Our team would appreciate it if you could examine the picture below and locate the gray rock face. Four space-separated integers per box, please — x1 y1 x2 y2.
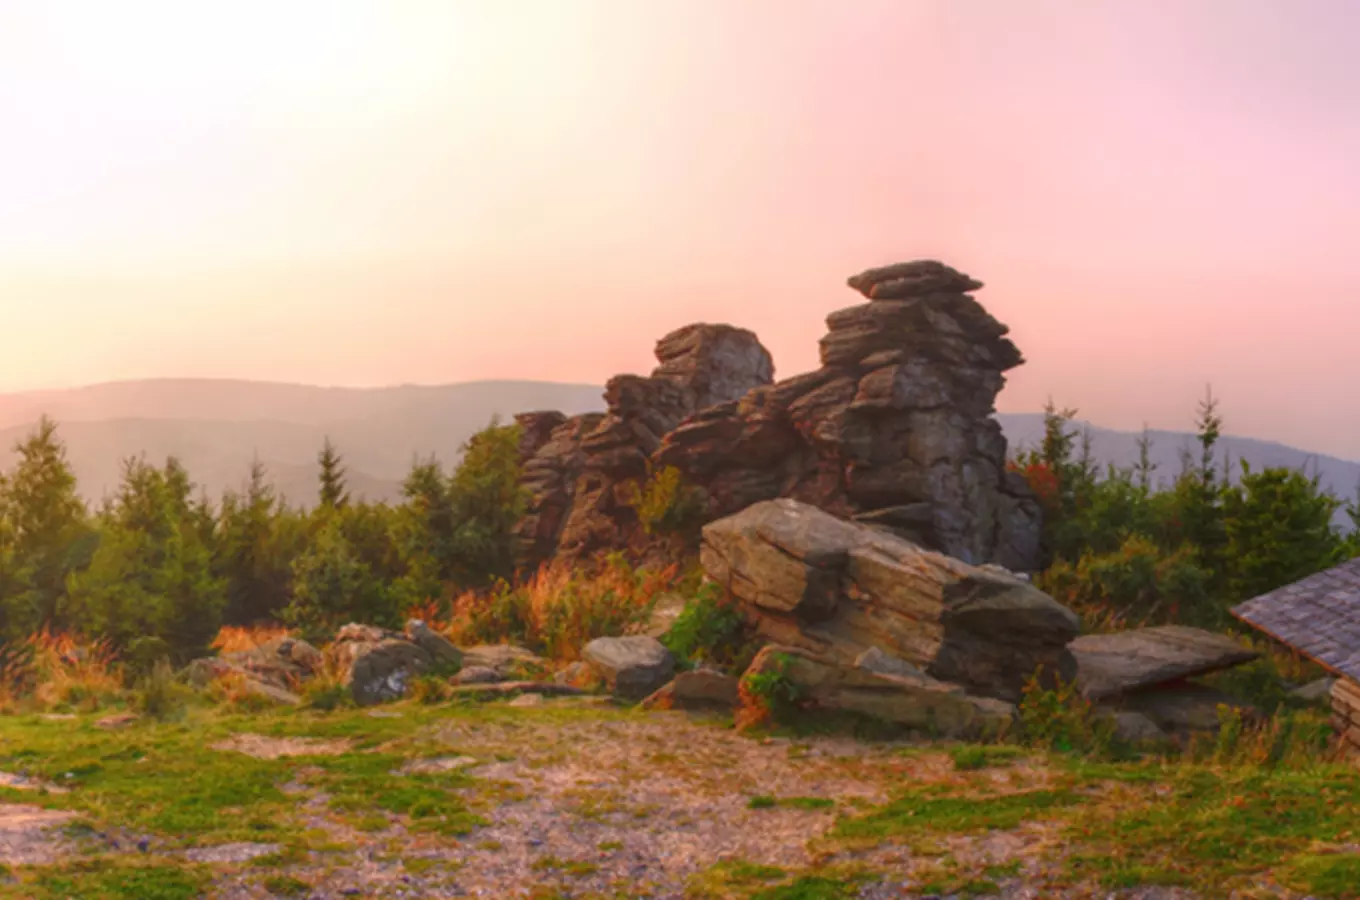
1070 625 1259 700
405 619 464 670
701 498 1078 703
583 636 676 701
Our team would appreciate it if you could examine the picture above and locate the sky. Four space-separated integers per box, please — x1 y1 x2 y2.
2 1 1360 456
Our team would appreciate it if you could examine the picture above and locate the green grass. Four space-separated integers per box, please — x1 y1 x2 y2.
0 693 1356 898
949 743 1027 770
748 794 835 811
2 859 212 899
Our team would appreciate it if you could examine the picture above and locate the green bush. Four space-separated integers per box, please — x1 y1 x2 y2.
660 581 756 672
627 465 707 538
1017 669 1114 757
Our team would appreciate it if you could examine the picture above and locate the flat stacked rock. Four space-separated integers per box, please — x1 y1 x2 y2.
1070 625 1259 700
1071 625 1262 743
701 498 1079 703
512 412 606 570
656 259 1042 570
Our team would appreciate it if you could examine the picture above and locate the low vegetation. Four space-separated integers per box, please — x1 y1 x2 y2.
0 389 1357 895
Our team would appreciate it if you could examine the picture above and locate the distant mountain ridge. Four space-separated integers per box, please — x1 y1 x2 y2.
0 379 1355 518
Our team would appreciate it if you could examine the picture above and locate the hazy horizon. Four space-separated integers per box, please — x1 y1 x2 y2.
4 2 1359 456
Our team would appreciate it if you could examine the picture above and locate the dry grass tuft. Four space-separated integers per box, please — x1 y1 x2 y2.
210 624 291 655
446 555 684 661
0 629 123 713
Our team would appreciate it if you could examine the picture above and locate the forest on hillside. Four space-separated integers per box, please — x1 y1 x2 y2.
0 389 1353 672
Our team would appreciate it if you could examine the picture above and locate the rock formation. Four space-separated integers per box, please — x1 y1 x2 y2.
701 498 1079 704
513 260 1043 573
514 325 772 568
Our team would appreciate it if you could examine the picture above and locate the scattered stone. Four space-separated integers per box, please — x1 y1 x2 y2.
1071 626 1260 700
701 498 1079 703
1290 676 1336 703
212 734 351 760
367 710 403 719
406 619 464 670
95 713 138 730
452 666 502 686
640 668 740 711
583 636 676 701
508 693 544 708
741 644 1015 738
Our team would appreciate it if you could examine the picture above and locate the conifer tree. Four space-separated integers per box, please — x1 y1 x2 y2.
215 458 300 624
66 458 225 658
0 417 91 638
318 438 349 510
1134 425 1156 493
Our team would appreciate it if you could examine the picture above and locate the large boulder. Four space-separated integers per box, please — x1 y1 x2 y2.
742 644 1015 738
341 639 434 706
583 636 676 701
1070 626 1259 700
330 624 436 706
702 498 1079 703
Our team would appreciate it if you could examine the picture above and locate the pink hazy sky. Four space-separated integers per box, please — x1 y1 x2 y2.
3 1 1359 456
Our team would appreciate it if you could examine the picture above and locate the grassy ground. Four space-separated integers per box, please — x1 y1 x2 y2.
0 693 1357 899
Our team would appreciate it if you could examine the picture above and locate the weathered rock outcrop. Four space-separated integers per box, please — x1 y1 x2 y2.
701 498 1079 703
513 260 1043 573
660 260 1040 569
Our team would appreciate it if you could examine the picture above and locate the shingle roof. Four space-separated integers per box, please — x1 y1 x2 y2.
1231 556 1360 683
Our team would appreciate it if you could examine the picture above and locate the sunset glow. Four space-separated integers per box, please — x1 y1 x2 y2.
3 0 1360 456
